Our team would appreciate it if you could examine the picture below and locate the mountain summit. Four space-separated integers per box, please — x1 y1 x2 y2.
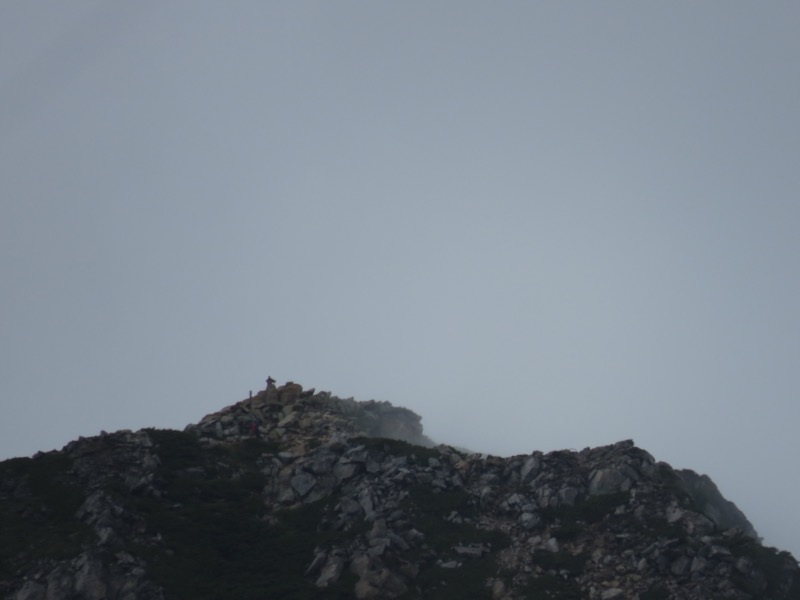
2 382 798 599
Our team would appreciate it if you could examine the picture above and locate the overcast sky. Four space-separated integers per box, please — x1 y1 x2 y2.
2 2 799 558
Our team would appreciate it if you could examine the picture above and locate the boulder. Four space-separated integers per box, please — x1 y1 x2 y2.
588 468 632 495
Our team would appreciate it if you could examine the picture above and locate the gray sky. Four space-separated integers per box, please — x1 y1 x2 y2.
2 2 799 558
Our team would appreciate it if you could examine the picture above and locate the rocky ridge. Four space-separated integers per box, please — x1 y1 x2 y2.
1 382 798 600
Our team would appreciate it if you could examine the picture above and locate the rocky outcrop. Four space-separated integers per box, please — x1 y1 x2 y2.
676 469 758 539
7 551 163 600
1 382 797 600
0 432 164 600
185 382 434 450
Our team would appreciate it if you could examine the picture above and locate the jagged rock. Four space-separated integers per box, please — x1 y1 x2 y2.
304 550 327 577
333 461 361 481
691 555 707 573
290 471 317 497
491 578 507 599
666 503 684 523
315 555 345 587
677 469 758 537
671 554 692 576
519 454 541 483
73 555 107 600
454 545 484 558
519 511 541 530
354 578 379 599
1 382 797 600
588 467 633 495
11 582 45 600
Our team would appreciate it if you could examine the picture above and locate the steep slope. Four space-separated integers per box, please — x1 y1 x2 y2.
1 382 797 600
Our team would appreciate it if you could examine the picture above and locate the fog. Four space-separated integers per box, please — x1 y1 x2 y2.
2 2 798 558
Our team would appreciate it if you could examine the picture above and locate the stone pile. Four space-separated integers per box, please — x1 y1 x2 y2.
185 381 434 451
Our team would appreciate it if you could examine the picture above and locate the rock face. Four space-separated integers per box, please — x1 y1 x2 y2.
1 382 798 600
675 469 759 539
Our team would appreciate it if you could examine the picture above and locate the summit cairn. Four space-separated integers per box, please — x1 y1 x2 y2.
185 380 435 452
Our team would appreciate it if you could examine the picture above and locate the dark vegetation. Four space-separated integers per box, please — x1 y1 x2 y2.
519 573 582 599
350 436 442 463
0 452 91 578
531 550 587 575
399 485 509 599
135 431 513 600
654 463 692 498
519 550 586 599
540 490 631 540
134 497 355 600
727 535 800 598
127 429 351 600
640 582 670 600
